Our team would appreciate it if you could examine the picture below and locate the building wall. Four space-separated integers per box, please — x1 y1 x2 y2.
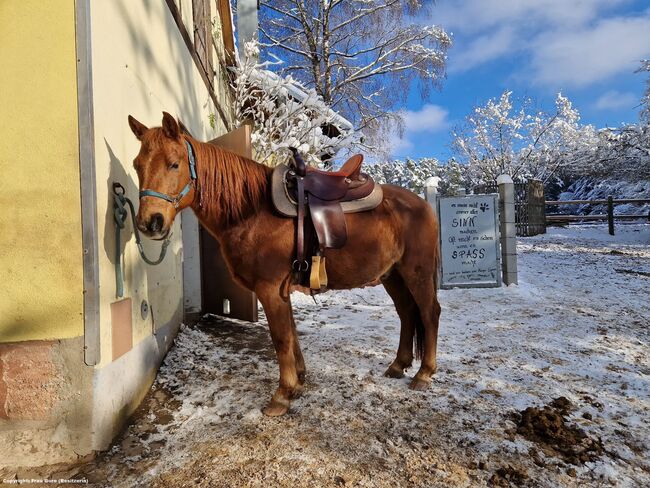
0 0 83 343
87 0 235 449
89 0 233 368
0 1 91 468
1 0 237 467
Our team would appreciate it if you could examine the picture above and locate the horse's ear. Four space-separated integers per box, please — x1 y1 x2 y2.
162 111 180 140
128 115 148 141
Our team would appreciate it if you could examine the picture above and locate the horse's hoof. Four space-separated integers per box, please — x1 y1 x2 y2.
408 378 431 391
297 371 306 385
384 365 405 379
262 399 289 417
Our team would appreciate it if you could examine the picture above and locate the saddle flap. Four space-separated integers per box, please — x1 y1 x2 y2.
309 196 347 249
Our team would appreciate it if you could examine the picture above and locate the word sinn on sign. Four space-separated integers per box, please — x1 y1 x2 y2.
438 194 501 288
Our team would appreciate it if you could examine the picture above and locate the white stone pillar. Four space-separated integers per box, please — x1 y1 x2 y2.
424 176 440 208
497 174 518 285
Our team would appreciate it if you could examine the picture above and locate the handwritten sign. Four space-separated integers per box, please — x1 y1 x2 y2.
437 194 501 288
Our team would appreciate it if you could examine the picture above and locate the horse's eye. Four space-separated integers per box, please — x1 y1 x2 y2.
170 162 180 170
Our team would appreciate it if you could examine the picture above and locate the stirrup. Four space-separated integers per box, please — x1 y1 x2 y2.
309 255 328 291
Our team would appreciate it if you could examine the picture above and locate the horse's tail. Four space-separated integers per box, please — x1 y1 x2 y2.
414 217 441 361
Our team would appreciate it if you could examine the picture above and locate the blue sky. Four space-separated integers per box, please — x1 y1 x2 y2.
392 0 650 161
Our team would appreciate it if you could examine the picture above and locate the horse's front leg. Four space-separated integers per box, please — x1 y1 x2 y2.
257 283 302 416
289 305 306 385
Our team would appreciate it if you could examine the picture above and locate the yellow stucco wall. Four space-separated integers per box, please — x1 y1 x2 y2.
0 0 83 342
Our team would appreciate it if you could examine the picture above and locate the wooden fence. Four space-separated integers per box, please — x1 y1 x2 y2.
475 180 650 237
545 197 650 235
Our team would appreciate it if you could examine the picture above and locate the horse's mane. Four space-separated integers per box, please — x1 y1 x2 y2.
191 138 270 225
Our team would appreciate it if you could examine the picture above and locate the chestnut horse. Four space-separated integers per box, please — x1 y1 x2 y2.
128 112 441 416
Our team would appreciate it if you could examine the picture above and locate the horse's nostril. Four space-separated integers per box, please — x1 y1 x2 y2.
148 213 164 233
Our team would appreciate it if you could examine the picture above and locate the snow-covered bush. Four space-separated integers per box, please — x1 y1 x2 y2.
232 42 355 166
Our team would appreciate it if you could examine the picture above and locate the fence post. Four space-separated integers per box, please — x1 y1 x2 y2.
424 176 440 209
607 196 615 236
497 174 518 285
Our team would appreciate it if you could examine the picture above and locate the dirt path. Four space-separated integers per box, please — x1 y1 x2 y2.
8 225 649 487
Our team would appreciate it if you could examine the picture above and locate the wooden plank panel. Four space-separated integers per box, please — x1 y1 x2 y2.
110 299 133 361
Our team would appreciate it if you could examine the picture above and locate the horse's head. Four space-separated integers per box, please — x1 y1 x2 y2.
128 112 196 239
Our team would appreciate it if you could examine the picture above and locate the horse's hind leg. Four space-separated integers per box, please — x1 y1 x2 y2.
256 283 302 416
398 262 441 391
381 269 418 378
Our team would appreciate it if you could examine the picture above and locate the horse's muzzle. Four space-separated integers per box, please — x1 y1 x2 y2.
148 213 164 233
137 213 167 239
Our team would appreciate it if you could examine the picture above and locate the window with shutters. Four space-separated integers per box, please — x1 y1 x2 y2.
166 0 233 128
193 0 214 91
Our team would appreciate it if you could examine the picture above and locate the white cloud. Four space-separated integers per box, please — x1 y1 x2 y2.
389 133 414 155
449 27 516 73
389 104 449 158
434 0 628 34
402 104 449 133
594 90 638 110
431 0 650 87
530 14 650 87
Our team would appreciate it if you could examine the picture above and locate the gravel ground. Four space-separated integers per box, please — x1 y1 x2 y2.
5 224 649 487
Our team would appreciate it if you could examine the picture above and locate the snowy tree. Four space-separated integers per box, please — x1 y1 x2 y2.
366 157 439 194
232 42 355 166
437 158 467 195
452 91 596 186
452 91 525 185
565 62 650 180
637 59 650 123
365 157 468 196
522 94 599 182
560 62 650 181
259 0 451 151
581 125 650 180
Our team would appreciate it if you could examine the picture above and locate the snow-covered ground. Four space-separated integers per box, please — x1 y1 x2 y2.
31 224 650 487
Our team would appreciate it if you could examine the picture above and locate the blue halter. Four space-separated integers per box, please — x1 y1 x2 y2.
139 139 198 208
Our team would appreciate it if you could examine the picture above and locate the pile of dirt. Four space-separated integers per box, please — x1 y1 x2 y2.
514 397 604 465
489 465 529 487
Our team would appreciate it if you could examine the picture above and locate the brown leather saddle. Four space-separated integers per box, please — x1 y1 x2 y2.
271 149 383 291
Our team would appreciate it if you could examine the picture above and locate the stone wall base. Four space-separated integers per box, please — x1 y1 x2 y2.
0 320 180 469
0 337 92 468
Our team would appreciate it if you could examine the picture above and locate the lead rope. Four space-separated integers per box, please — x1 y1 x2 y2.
112 182 172 298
